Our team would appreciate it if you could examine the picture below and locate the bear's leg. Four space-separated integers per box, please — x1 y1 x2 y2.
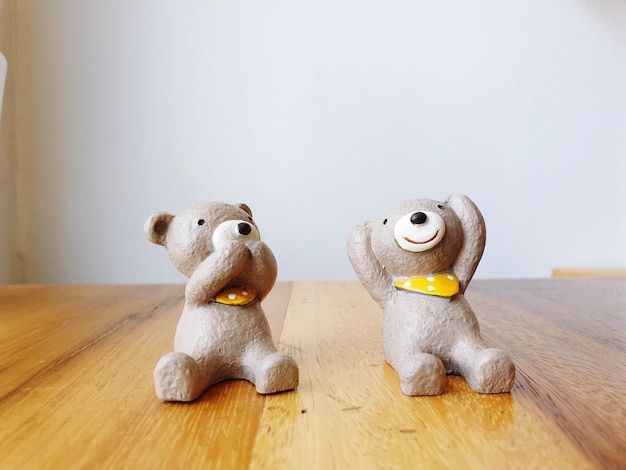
393 353 446 396
458 347 515 394
247 351 299 394
154 351 209 402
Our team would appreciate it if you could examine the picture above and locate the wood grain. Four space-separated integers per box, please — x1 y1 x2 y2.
0 283 292 469
0 280 623 469
250 281 624 469
467 279 626 468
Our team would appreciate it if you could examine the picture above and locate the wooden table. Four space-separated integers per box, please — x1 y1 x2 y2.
0 280 624 469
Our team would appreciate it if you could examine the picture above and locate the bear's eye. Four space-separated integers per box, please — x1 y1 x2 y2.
383 218 388 225
437 204 445 210
197 219 205 226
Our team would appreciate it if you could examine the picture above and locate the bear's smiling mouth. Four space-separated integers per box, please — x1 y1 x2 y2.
403 231 439 245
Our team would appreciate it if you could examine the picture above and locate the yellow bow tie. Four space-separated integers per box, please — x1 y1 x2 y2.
394 273 459 298
214 287 256 305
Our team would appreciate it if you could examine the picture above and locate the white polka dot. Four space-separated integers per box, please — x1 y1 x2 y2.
427 277 435 282
228 293 237 300
447 275 454 280
242 291 248 296
427 285 436 291
404 281 412 287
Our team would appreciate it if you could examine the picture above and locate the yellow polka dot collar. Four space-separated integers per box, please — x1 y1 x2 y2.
214 287 256 305
394 273 459 298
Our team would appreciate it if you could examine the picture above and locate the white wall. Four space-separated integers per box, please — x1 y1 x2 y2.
5 0 626 284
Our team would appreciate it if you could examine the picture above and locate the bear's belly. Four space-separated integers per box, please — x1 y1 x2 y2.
382 293 484 361
173 302 275 363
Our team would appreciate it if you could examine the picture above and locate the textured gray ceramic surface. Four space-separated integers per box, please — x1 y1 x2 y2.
145 202 298 402
347 195 515 396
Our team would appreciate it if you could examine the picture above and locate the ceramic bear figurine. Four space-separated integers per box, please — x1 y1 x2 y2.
347 195 515 396
145 202 298 401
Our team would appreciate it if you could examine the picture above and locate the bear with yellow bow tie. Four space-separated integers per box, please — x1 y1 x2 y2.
145 202 298 401
347 195 515 396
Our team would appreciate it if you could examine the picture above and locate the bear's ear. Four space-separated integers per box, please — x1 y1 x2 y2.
144 212 174 246
238 203 253 217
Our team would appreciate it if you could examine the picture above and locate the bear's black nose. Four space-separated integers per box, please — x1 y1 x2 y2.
238 222 252 235
410 212 427 225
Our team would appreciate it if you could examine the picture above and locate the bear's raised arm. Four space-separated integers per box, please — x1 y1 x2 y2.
347 223 394 307
185 241 251 306
245 241 278 302
445 195 486 294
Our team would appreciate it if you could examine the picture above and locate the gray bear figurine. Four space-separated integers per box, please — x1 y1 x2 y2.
347 195 515 396
145 202 298 401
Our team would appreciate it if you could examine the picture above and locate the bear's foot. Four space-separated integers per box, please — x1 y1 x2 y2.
154 352 204 402
397 353 446 396
255 352 299 394
466 348 515 394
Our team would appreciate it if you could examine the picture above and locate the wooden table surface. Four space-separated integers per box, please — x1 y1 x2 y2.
0 279 624 469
